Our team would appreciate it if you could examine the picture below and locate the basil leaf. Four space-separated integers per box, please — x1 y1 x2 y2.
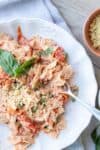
0 49 19 76
0 49 36 77
14 57 36 77
39 47 53 56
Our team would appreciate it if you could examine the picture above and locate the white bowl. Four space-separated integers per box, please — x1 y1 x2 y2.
0 18 97 150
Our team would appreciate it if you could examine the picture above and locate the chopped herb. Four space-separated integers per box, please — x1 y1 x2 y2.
31 106 38 113
39 47 53 56
34 87 39 91
39 95 46 107
33 81 45 91
17 101 24 109
44 125 48 129
38 81 45 88
43 103 46 107
33 87 38 91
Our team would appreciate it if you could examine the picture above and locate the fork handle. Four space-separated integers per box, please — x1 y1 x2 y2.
69 92 100 121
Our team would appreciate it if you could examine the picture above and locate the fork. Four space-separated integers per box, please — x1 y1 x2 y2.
61 83 100 121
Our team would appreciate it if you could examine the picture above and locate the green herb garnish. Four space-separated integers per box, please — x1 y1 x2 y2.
14 57 36 77
31 106 38 113
91 125 100 150
17 101 24 109
0 49 36 77
33 81 45 91
0 49 19 76
40 95 46 107
44 125 48 129
39 47 53 56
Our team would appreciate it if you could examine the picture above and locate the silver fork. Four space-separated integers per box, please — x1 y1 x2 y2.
61 83 100 121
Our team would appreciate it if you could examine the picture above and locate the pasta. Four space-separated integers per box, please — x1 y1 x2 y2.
0 27 76 150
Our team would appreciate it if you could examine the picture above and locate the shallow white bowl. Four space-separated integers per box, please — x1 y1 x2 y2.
0 18 97 150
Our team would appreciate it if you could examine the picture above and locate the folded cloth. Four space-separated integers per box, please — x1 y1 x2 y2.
0 0 20 7
0 0 87 150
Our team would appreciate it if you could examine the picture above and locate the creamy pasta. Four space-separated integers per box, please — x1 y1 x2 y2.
0 27 76 150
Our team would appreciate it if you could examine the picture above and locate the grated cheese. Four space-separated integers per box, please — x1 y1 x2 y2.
90 15 100 50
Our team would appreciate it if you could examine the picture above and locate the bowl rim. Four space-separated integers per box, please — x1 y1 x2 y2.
83 8 100 57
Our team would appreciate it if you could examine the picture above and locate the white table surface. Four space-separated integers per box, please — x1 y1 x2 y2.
52 0 100 150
